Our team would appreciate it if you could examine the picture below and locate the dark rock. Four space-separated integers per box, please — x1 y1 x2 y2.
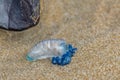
0 0 40 31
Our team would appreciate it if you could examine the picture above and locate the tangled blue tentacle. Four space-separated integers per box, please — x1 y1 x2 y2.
52 44 77 66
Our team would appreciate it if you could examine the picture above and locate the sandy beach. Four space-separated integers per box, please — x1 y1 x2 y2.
0 0 120 80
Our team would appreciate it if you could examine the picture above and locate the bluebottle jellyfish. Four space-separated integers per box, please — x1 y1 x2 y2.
26 39 77 66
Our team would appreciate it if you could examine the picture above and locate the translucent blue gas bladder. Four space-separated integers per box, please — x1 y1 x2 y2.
26 39 77 66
